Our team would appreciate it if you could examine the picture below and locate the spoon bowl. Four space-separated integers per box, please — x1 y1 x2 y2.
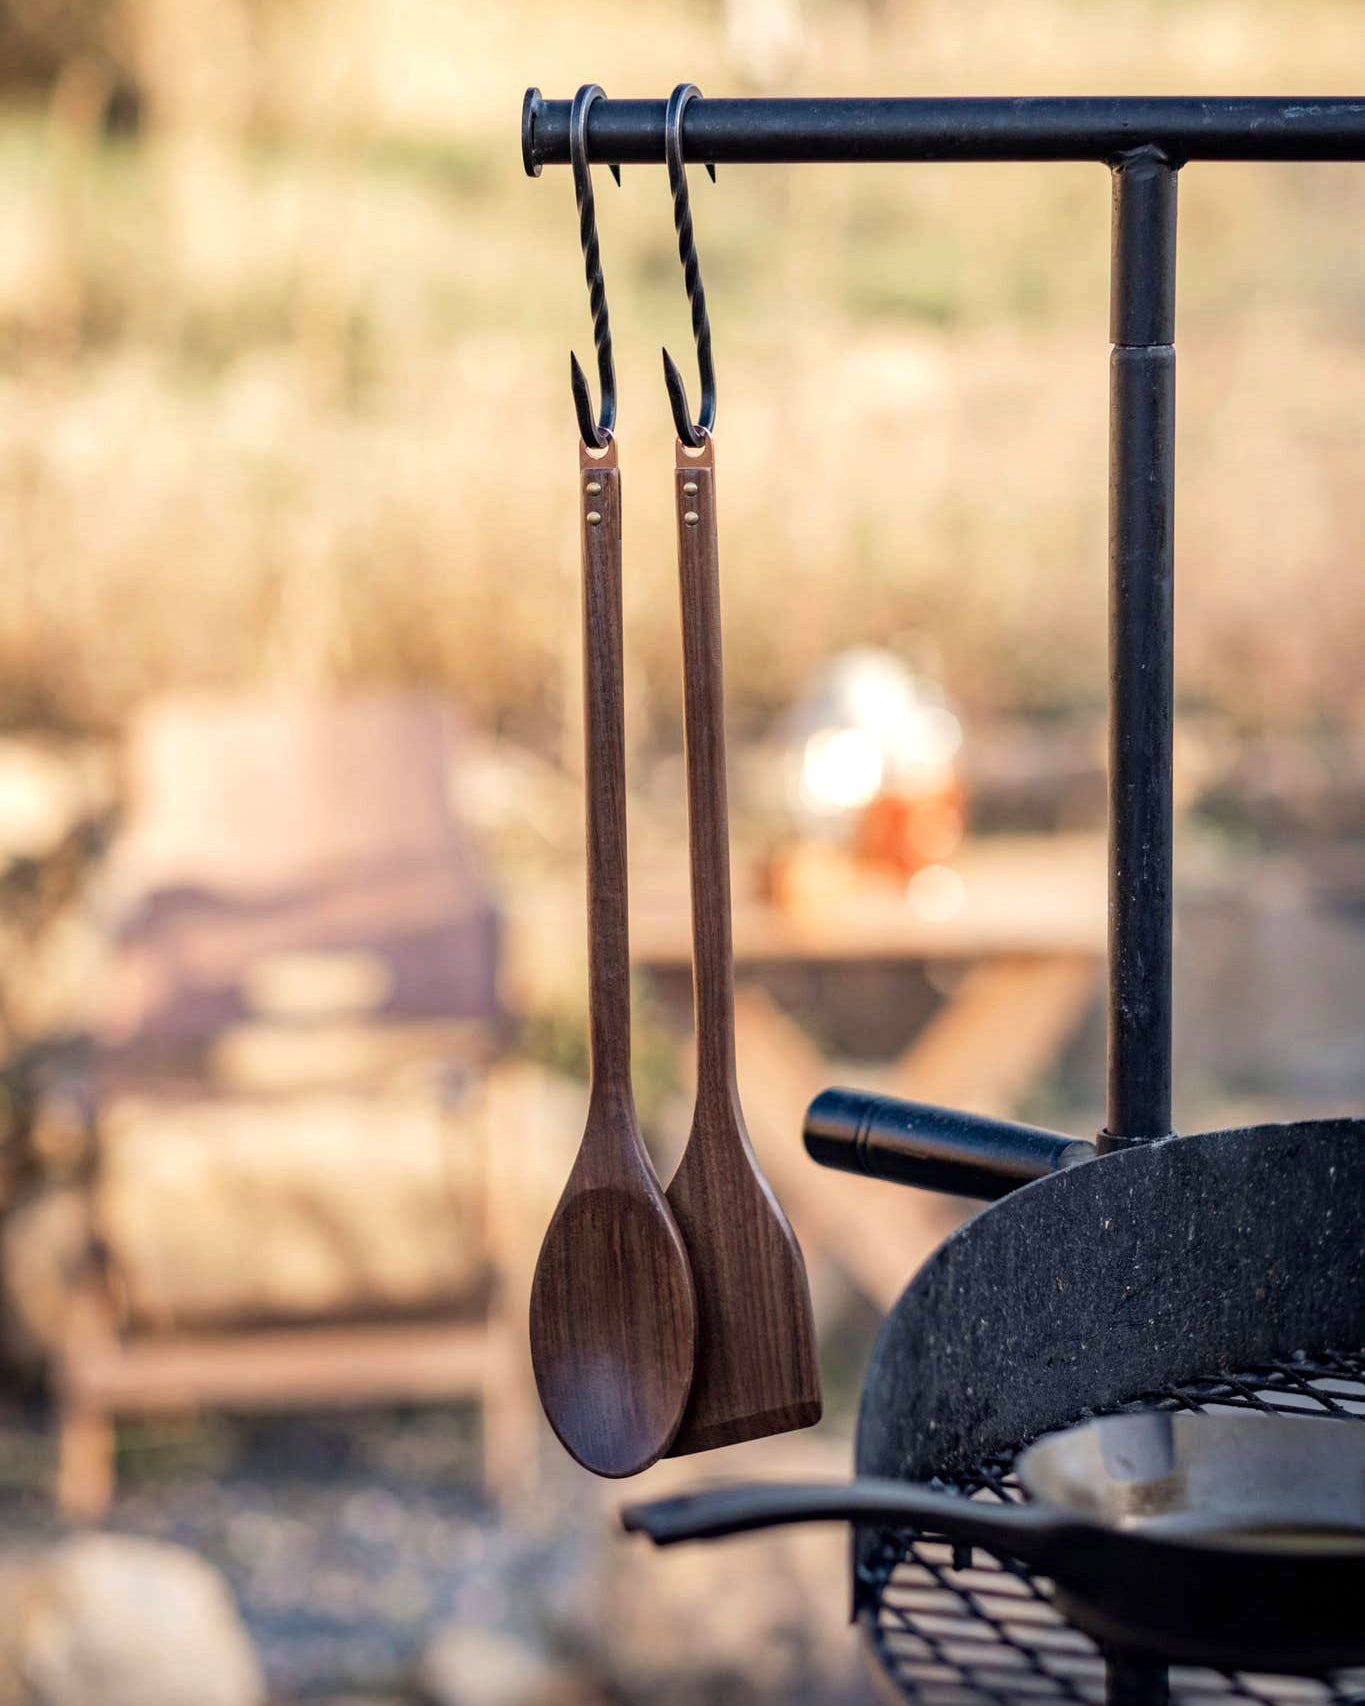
532 1166 696 1476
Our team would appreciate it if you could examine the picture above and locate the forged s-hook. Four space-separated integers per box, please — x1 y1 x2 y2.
662 83 717 450
568 84 621 451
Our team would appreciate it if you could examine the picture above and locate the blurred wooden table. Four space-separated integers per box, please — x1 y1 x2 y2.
509 834 1107 1311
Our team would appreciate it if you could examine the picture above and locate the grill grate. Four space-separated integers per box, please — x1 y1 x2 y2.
862 1349 1365 1706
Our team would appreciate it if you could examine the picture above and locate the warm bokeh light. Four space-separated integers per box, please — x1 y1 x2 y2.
800 725 885 815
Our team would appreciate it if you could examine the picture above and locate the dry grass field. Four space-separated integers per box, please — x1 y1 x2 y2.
0 0 1360 753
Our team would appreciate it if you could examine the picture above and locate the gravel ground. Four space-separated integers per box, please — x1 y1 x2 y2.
0 1400 579 1702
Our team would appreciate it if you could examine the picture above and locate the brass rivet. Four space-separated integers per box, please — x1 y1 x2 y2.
584 481 602 495
586 511 602 526
684 511 700 526
682 481 698 495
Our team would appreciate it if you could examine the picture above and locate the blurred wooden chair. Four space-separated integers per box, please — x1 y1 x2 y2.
96 692 501 1073
30 693 541 1517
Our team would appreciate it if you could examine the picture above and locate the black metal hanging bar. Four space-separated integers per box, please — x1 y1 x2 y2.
525 92 1365 172
1104 147 1177 1153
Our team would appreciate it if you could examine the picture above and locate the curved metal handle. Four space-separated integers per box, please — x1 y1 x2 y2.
622 1477 1071 1570
804 1089 1095 1201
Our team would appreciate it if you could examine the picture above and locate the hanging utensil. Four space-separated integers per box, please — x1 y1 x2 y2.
529 86 696 1479
626 1409 1365 1672
660 85 821 1455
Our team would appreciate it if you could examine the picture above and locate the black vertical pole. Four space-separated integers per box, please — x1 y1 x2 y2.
1103 146 1177 1155
1102 145 1177 1706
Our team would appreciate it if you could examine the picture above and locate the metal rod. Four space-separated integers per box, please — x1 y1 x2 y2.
1104 160 1178 1706
1098 173 1173 1706
1103 149 1177 1151
525 92 1365 173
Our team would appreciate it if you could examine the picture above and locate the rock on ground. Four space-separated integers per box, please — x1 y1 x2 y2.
414 1622 591 1706
0 1533 264 1706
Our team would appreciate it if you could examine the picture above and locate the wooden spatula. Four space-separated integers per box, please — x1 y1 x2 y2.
530 438 697 1477
665 433 822 1455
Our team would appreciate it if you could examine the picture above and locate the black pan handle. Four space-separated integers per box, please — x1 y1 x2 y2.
622 1477 1073 1571
803 1089 1095 1201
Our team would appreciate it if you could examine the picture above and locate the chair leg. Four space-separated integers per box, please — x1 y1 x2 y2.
480 1326 538 1506
56 1404 114 1521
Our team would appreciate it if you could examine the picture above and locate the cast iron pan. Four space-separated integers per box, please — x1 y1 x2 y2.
624 1410 1365 1672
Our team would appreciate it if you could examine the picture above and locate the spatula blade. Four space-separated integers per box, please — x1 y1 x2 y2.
665 1113 821 1456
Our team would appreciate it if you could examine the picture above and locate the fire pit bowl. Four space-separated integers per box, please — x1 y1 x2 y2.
850 1116 1365 1703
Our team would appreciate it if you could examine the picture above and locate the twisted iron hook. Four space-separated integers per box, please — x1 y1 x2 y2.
661 83 717 449
568 84 621 451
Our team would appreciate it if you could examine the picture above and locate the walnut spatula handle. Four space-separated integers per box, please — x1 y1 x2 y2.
674 435 739 1117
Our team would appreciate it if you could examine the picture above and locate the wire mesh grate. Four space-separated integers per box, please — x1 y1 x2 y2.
862 1348 1365 1706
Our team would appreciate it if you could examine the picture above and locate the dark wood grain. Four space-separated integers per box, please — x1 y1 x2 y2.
530 438 697 1478
665 434 822 1456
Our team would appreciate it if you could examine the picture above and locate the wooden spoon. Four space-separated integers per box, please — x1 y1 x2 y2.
529 438 697 1477
665 433 822 1455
